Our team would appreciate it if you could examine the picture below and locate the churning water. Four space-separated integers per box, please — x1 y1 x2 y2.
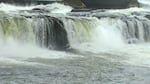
0 1 150 84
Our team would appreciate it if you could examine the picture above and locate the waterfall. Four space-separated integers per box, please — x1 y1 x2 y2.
62 17 98 48
0 3 150 84
120 16 150 43
62 12 150 49
0 14 69 50
0 13 35 43
1 11 150 50
32 16 69 50
0 3 150 51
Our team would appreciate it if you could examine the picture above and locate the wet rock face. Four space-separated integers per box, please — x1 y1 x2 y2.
129 0 139 7
64 0 85 8
81 0 139 9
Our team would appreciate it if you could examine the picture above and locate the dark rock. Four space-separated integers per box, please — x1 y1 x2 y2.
145 15 150 20
129 0 139 7
32 8 49 13
81 0 139 9
64 0 85 8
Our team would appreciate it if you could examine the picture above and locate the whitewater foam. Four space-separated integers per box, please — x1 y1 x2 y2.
0 3 72 15
0 37 82 65
138 0 150 8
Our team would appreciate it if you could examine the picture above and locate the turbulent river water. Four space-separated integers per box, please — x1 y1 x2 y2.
0 1 150 84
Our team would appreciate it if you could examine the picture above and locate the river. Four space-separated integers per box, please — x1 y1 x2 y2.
0 1 150 84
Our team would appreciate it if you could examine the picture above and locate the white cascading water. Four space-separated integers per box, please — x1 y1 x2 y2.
62 17 125 51
63 14 150 49
0 3 72 14
91 18 125 49
138 0 150 8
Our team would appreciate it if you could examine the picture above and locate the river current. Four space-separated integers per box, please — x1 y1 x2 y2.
0 1 150 84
